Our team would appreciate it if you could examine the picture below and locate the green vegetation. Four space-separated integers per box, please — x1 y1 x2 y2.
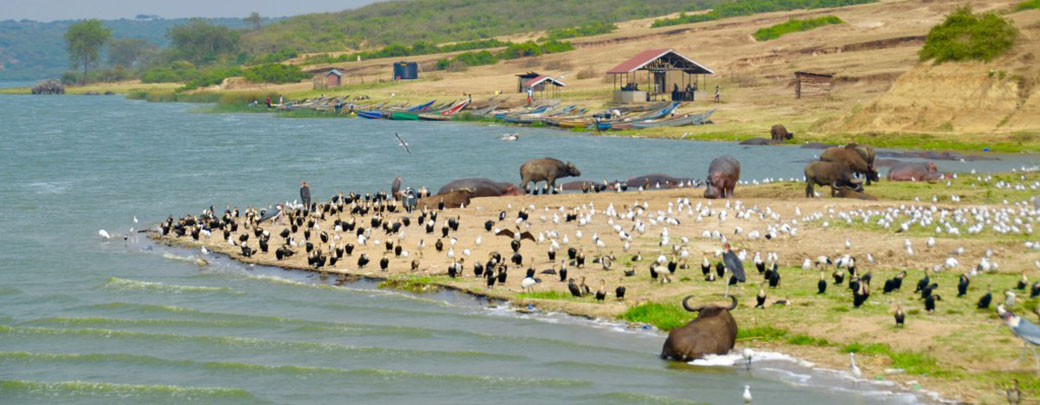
541 21 618 41
919 6 1018 64
620 302 693 330
301 39 511 66
64 20 112 84
652 0 874 28
242 63 308 84
377 276 445 293
844 342 955 377
753 16 843 41
166 19 244 65
242 0 699 54
736 326 790 341
1014 0 1040 11
517 291 577 300
433 40 575 71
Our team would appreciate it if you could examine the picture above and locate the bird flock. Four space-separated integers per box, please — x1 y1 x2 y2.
139 170 1040 381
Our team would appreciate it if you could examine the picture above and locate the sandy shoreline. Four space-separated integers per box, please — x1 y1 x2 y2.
152 177 1040 403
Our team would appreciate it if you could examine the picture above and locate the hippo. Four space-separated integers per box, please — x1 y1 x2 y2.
704 156 740 199
770 124 794 142
437 178 525 197
887 162 945 182
520 158 581 194
739 137 779 146
804 161 864 197
835 187 878 200
561 180 614 193
820 147 880 184
626 174 695 190
416 189 473 210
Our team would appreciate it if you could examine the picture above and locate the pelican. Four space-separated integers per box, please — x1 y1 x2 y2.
98 229 112 241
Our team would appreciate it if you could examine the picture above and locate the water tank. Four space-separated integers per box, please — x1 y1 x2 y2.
393 62 418 80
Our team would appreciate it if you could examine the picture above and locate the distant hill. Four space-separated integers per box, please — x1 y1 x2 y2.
0 17 275 81
240 0 715 54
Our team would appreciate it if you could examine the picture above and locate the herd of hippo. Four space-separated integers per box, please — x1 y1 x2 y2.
411 139 950 206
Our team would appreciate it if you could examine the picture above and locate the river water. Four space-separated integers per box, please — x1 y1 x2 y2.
2 95 1029 404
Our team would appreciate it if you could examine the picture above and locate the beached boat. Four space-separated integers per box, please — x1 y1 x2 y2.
629 109 715 129
389 111 420 120
419 99 471 120
357 110 384 119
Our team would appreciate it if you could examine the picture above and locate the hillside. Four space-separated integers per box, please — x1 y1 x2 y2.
0 17 274 81
822 7 1040 136
239 0 708 53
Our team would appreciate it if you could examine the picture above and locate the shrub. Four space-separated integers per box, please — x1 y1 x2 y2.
919 6 1018 63
140 67 182 83
542 21 617 41
243 63 309 83
250 48 299 64
753 16 844 41
576 66 598 79
182 66 244 90
1014 0 1040 11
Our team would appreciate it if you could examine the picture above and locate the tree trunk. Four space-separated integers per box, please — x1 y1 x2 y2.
82 56 88 85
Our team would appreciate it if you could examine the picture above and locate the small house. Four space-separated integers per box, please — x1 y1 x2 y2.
794 71 833 99
516 72 541 93
325 69 343 88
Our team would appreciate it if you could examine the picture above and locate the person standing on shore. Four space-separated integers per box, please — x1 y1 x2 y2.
300 181 311 210
714 85 720 104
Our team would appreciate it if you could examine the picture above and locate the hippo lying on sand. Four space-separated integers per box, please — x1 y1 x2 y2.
438 178 524 197
626 174 696 189
704 156 740 199
887 162 946 181
416 189 473 210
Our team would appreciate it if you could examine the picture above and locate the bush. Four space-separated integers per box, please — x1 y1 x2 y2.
1015 0 1040 11
182 66 244 90
243 63 309 83
919 6 1018 63
576 66 598 79
753 16 844 41
542 21 617 41
250 48 299 64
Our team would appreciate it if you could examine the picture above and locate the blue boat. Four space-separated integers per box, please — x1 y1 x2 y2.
357 110 384 119
407 100 436 112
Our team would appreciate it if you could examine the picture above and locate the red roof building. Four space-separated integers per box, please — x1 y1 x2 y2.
607 49 713 103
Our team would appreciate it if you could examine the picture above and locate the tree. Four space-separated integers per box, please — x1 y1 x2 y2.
64 19 112 84
167 19 240 65
108 38 153 68
244 12 262 29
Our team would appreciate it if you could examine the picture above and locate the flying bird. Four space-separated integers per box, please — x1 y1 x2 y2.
394 132 411 153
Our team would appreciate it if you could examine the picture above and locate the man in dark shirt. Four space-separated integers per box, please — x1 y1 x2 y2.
300 181 311 210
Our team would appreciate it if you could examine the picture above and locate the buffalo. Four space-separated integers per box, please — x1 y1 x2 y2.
820 147 879 184
804 161 864 197
770 124 794 142
661 295 739 361
519 158 581 194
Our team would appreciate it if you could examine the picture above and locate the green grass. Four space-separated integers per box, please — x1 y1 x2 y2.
517 290 576 300
919 5 1018 64
786 334 832 346
1014 0 1040 11
753 16 844 41
377 275 446 293
652 0 873 27
736 325 790 342
620 302 694 330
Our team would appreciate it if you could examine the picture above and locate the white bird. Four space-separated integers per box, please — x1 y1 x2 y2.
98 229 112 241
394 132 411 153
132 216 138 224
743 385 753 404
742 348 753 370
520 275 538 292
845 239 852 250
849 352 862 378
926 237 935 249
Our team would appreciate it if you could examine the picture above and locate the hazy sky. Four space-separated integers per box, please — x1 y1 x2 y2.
0 0 383 22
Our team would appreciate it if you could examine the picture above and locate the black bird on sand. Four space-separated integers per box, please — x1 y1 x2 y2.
977 286 992 309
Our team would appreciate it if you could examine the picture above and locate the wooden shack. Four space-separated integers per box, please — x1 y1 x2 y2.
325 69 343 88
794 71 833 99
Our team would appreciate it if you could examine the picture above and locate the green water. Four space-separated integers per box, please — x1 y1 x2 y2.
0 95 994 403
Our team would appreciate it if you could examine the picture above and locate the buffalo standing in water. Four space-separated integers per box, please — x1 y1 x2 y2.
661 295 739 361
519 158 580 194
703 156 740 199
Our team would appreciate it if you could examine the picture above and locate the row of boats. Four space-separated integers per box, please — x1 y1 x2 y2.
284 95 715 130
